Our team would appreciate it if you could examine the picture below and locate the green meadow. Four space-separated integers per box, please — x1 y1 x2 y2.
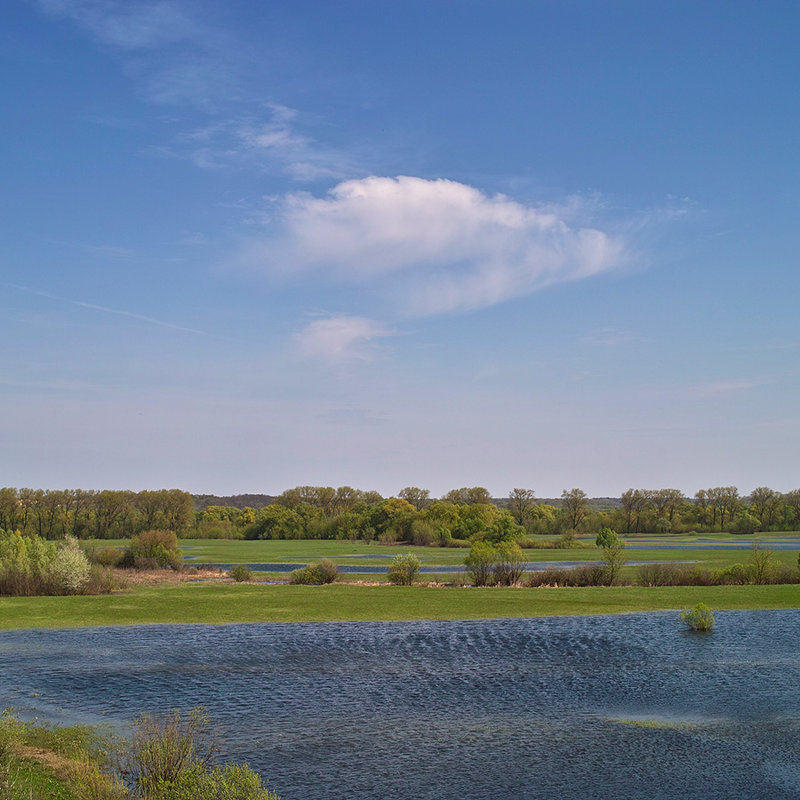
87 531 800 570
2 582 799 631
0 533 795 630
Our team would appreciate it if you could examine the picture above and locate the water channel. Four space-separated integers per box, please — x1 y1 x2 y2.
1 610 799 799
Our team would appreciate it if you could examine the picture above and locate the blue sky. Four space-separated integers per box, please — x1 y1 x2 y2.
2 0 799 498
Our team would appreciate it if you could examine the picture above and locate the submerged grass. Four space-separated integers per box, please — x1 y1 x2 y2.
1 582 799 630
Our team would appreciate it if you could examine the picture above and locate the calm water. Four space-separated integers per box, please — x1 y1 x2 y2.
2 611 800 799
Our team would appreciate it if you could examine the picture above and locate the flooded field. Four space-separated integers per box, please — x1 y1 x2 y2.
2 611 799 799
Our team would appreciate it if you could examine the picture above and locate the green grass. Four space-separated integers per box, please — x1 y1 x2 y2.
1 759 76 800
1 582 799 629
81 534 800 570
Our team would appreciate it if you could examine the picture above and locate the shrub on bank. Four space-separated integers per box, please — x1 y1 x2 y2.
464 541 496 586
2 707 280 800
89 547 124 568
637 560 800 587
228 565 255 582
119 530 183 571
387 554 420 585
526 564 607 587
0 530 107 596
289 559 339 585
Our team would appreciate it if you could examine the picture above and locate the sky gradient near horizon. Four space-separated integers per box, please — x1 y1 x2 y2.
3 0 799 498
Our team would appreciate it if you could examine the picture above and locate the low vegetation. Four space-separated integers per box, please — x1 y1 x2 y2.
227 564 254 582
0 530 113 596
117 530 183 571
464 541 525 586
386 554 420 585
0 707 279 800
680 602 715 632
289 559 339 585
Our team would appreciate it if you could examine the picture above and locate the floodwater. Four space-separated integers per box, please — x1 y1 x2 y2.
2 611 799 799
204 560 672 573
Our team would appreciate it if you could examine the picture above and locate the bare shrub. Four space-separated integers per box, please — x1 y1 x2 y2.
749 543 775 585
125 708 218 797
526 564 606 587
89 547 124 568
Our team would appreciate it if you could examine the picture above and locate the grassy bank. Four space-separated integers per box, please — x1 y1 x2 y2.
1 582 799 630
0 709 279 800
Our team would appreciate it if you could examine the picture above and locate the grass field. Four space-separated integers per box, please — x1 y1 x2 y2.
85 532 800 571
1 582 799 630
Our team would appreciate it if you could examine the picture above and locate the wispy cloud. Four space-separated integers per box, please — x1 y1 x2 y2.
687 378 769 398
583 327 642 346
4 282 213 337
183 105 353 179
295 315 395 361
253 175 628 315
36 1 352 179
37 0 212 52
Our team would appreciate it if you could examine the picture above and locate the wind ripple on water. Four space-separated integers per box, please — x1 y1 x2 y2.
2 611 800 799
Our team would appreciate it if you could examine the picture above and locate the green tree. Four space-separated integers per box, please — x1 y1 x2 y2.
464 541 497 586
493 541 525 586
246 505 303 540
600 541 626 585
595 526 618 548
482 510 523 544
453 503 498 540
650 489 685 529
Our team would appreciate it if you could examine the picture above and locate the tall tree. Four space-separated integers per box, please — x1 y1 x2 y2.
748 486 782 529
508 488 536 526
560 488 589 532
651 489 685 526
783 489 800 529
442 487 492 505
0 488 22 532
398 487 431 511
620 488 651 533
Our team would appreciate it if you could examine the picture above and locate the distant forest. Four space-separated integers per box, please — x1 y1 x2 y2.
1 484 798 543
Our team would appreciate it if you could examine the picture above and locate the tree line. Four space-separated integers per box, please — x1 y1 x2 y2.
1 484 798 542
0 488 195 540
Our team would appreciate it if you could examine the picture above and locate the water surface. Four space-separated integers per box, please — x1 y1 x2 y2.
1 611 799 799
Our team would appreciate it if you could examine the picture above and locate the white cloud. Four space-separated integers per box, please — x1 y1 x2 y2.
295 315 394 361
258 176 626 315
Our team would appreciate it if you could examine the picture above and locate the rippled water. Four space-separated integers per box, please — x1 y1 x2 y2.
2 611 800 799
